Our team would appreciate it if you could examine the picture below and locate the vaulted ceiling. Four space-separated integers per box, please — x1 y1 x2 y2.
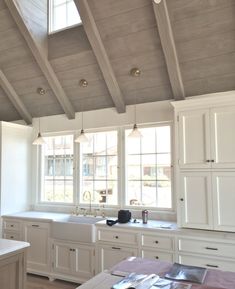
0 0 235 124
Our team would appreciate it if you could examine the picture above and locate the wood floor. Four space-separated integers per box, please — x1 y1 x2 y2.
27 274 79 289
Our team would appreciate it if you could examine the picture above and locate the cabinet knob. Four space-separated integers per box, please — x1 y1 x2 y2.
211 160 215 163
10 225 14 227
155 256 159 259
115 236 119 239
180 198 184 201
206 160 210 162
155 241 159 244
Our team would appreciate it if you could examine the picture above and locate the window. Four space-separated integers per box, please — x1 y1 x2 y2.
41 135 74 203
125 125 172 209
80 130 118 206
49 0 82 33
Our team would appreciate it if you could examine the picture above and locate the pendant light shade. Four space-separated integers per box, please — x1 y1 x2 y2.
32 118 45 145
128 123 143 138
128 68 142 139
75 129 89 143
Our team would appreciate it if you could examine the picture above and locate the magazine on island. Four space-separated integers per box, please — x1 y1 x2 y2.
164 263 207 284
111 273 191 289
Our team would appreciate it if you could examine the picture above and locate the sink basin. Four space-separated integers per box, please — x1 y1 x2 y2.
51 215 105 243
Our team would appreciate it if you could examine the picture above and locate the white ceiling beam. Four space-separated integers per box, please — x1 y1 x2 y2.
0 70 32 124
74 0 126 113
5 0 75 119
152 0 185 100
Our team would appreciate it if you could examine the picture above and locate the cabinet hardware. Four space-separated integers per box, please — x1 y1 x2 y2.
206 264 218 268
112 247 121 250
115 236 119 239
206 160 210 162
205 247 218 251
69 248 75 252
180 198 184 201
155 241 159 244
155 256 159 259
32 224 39 227
10 225 14 227
211 160 215 162
10 236 14 239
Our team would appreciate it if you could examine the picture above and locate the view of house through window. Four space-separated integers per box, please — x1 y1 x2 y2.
49 0 82 33
125 125 172 209
41 135 74 203
80 130 118 206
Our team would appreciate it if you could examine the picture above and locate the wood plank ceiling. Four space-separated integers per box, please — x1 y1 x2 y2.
0 0 235 123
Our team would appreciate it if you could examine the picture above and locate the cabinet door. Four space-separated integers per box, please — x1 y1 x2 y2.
53 242 73 275
211 106 235 168
73 244 94 280
212 172 235 232
179 172 213 229
97 245 138 273
178 110 211 168
24 222 50 273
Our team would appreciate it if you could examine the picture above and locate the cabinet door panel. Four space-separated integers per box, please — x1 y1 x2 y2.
97 245 137 273
178 110 211 168
73 245 94 279
211 106 235 168
212 172 235 231
180 172 213 229
53 242 73 275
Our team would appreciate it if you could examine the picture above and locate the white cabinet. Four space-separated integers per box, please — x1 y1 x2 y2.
180 171 235 232
2 218 22 241
178 106 235 169
97 244 137 272
179 172 213 229
52 240 94 282
24 221 50 274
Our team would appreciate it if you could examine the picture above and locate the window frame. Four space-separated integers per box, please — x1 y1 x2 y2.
36 123 174 212
122 122 174 212
48 0 82 34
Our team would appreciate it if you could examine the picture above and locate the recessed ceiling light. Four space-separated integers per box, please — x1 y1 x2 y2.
154 0 162 3
79 79 88 88
36 87 46 95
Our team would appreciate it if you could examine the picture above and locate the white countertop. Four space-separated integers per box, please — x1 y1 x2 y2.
2 211 69 222
0 238 29 257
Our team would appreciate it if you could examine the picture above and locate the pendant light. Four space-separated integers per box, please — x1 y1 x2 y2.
128 68 143 138
32 117 45 145
75 79 89 143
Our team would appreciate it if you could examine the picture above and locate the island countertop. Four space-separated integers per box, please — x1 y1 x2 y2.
0 238 29 258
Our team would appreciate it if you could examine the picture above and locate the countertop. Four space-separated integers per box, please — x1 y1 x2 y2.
2 211 69 222
0 238 29 257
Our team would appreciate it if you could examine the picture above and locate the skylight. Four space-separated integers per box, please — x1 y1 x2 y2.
49 0 82 34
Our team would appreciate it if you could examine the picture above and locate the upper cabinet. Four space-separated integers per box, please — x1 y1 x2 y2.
178 106 235 169
172 91 235 232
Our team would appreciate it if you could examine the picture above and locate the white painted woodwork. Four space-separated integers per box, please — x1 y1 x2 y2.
74 0 126 113
212 172 235 232
5 0 75 119
152 0 185 100
178 254 235 272
179 172 213 230
97 244 138 273
97 229 138 246
24 222 50 273
53 240 94 281
141 249 174 262
178 109 211 169
141 234 173 250
0 70 32 124
0 122 32 218
210 106 235 168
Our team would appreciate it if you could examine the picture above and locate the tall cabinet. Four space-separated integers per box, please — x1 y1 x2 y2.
172 91 235 232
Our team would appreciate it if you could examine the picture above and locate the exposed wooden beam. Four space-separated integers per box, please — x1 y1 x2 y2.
5 0 75 119
0 70 32 124
74 0 126 113
152 0 185 100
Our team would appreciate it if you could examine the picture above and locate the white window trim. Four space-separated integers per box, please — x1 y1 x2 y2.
35 122 174 213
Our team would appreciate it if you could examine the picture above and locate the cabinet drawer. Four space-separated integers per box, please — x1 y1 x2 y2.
142 234 173 250
3 220 21 232
3 231 21 241
97 229 138 245
178 238 235 258
141 249 174 262
179 254 235 272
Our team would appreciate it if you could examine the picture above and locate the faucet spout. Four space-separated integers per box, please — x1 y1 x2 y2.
83 191 92 215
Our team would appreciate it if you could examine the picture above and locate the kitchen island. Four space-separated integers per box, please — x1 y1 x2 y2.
0 238 29 289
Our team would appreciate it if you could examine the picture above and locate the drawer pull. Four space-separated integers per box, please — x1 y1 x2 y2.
115 236 119 239
112 247 121 250
155 241 159 244
206 264 218 268
10 236 14 239
10 225 14 227
32 225 39 227
155 256 159 259
205 247 218 251
70 248 75 252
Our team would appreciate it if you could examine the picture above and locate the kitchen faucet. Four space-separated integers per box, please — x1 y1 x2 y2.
83 191 92 215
